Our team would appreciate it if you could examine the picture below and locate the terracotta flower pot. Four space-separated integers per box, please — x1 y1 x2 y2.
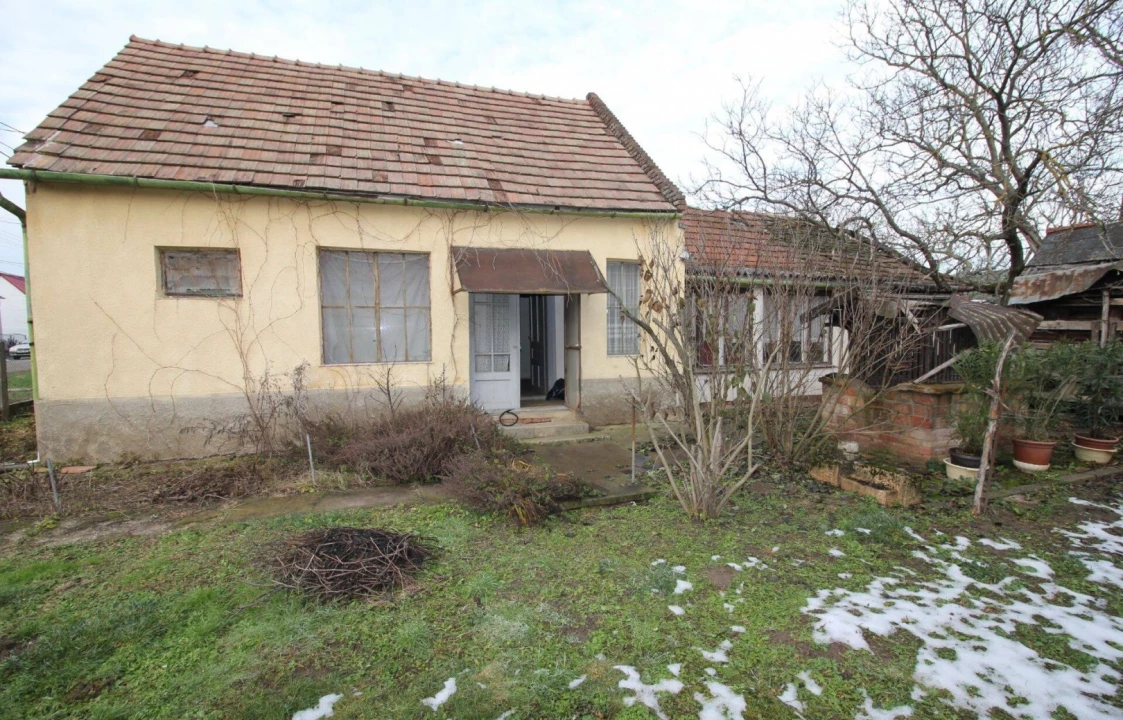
1073 433 1120 451
949 447 981 469
1011 439 1056 473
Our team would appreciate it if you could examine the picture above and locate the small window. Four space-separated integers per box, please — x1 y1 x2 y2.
319 250 431 364
160 249 242 297
607 261 641 356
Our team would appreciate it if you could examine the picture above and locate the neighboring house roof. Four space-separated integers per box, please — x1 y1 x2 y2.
1010 221 1123 305
0 273 25 294
680 208 934 286
8 37 681 213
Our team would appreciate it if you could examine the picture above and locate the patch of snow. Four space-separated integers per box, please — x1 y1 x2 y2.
712 555 722 561
826 529 845 537
838 573 853 579
1013 556 1054 579
652 558 666 565
903 526 926 543
978 537 1022 550
595 653 606 661
909 686 926 701
854 690 912 719
698 639 733 663
615 665 684 720
727 562 744 571
674 579 693 594
495 712 516 720
673 565 687 574
731 625 746 633
1059 499 1123 588
668 605 685 616
568 675 587 689
791 559 805 567
421 678 457 711
1078 557 1123 588
856 527 872 535
705 667 717 676
292 694 343 720
667 663 681 677
477 682 487 689
695 680 747 720
942 536 971 551
723 602 735 613
797 671 822 696
829 548 846 557
744 557 768 569
778 683 804 712
772 545 780 552
803 545 1123 719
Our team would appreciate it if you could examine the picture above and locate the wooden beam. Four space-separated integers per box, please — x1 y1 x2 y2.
1037 320 1097 330
1102 290 1111 347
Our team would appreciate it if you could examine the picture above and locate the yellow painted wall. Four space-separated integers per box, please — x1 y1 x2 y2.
25 183 677 404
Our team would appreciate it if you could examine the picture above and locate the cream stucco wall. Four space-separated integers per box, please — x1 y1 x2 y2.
26 182 677 459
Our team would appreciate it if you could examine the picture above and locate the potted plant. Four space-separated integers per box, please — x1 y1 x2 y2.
947 393 987 478
1005 347 1070 472
1063 341 1122 464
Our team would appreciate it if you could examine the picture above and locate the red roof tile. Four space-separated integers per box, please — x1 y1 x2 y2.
682 208 933 284
9 37 680 213
0 273 25 294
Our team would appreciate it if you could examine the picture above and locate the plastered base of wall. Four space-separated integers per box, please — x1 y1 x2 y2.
36 386 436 463
37 381 641 462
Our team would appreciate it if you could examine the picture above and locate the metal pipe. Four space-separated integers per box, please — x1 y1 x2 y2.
0 168 682 220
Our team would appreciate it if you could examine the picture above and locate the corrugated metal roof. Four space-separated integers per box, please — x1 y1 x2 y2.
947 294 1041 343
1009 261 1123 305
452 247 608 294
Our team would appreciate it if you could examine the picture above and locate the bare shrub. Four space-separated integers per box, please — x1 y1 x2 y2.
309 380 515 485
272 527 435 601
150 459 266 503
444 452 594 526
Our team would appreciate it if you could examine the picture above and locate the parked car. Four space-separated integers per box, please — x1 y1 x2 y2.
8 343 30 359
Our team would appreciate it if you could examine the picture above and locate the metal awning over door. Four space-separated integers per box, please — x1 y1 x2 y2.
452 247 609 294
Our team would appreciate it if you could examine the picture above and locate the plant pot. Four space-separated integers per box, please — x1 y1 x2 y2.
1011 439 1056 473
1073 442 1117 465
948 447 982 469
944 458 979 481
1073 433 1120 451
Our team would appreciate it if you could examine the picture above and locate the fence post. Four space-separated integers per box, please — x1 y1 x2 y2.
0 342 9 422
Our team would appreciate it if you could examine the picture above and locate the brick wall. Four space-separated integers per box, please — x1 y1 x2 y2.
821 376 963 466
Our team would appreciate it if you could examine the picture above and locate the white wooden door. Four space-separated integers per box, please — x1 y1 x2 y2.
470 293 520 412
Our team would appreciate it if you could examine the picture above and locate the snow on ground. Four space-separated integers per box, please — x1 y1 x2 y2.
826 529 845 537
796 671 822 696
778 683 804 712
977 537 1022 550
696 680 747 720
853 689 912 719
668 605 685 616
673 565 687 574
494 711 516 720
568 675 586 689
292 694 343 720
1059 498 1123 588
615 665 684 720
698 639 733 663
674 579 693 594
803 524 1123 719
828 548 845 557
420 678 457 711
744 556 768 569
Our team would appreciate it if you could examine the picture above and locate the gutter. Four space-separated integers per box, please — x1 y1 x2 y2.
0 168 682 220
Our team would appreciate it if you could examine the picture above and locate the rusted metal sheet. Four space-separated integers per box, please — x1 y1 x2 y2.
452 247 608 294
947 294 1041 344
1008 262 1122 305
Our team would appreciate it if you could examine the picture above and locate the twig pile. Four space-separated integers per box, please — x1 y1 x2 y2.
271 527 435 601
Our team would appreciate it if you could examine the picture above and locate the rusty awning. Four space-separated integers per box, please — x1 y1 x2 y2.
947 294 1041 344
1008 261 1123 305
452 247 609 294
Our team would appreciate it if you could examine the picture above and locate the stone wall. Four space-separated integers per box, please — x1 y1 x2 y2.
821 376 963 467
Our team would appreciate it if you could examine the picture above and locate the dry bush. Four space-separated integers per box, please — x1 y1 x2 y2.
150 460 266 503
444 452 594 526
271 526 435 601
307 384 516 485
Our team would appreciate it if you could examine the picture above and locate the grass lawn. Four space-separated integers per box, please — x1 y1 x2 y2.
1 475 1122 719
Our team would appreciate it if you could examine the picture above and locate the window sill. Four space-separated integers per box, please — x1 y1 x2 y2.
321 360 433 367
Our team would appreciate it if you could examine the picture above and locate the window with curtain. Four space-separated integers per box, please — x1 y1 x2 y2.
606 261 640 356
761 291 832 366
693 290 753 368
319 250 430 364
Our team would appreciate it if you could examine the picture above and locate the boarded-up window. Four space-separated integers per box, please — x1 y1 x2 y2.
160 249 242 297
607 261 640 356
319 250 430 364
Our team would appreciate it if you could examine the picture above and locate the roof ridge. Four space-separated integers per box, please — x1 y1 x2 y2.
586 92 686 210
127 36 589 105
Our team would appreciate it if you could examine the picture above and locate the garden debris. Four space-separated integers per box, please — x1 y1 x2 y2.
272 527 435 601
151 462 265 503
60 465 96 475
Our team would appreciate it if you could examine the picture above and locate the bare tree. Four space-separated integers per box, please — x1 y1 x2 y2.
621 215 935 520
702 0 1123 292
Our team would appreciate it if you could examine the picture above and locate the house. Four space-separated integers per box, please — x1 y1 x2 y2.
0 272 28 342
679 207 939 394
3 37 684 461
1009 221 1123 344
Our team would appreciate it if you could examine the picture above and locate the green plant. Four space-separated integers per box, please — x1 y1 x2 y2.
1003 345 1076 442
951 343 1004 454
1051 341 1123 440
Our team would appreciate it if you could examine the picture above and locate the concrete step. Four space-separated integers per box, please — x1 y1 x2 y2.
499 420 590 440
493 404 575 422
521 433 604 446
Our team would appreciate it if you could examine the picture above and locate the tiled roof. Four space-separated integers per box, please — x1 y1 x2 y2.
0 273 25 294
9 37 680 213
681 208 933 284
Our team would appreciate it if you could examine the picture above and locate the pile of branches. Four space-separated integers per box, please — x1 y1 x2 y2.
151 461 265 503
271 527 435 601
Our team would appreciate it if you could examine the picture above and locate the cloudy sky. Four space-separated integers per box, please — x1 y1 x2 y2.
0 0 850 274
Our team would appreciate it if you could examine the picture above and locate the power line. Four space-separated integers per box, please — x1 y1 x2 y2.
0 121 25 134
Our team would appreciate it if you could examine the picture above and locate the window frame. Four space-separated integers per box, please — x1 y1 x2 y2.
606 260 641 357
760 290 834 368
158 247 243 298
318 248 432 365
692 288 755 371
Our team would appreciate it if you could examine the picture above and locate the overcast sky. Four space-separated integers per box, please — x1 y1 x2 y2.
0 0 850 274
